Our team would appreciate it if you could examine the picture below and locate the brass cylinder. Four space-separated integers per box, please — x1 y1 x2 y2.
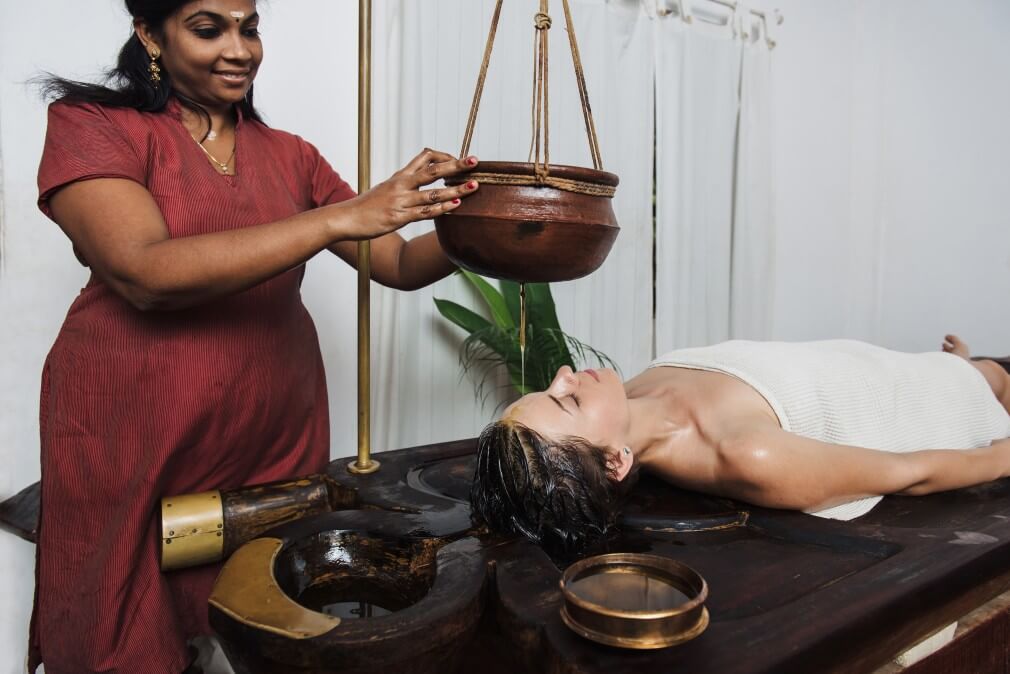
160 475 342 571
161 491 225 571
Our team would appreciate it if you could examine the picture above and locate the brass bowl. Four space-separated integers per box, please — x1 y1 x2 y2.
435 161 620 282
559 553 709 649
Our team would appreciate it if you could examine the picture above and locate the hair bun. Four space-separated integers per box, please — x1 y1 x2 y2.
124 1 185 20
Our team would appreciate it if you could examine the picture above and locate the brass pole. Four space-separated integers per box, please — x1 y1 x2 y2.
348 0 379 475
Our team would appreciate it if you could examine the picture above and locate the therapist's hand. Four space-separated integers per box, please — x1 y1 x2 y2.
343 148 479 240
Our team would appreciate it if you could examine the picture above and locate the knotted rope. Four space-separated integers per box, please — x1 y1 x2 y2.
529 2 551 179
459 0 608 197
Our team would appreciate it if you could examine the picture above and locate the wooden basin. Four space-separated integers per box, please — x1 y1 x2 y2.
435 161 620 282
209 525 486 674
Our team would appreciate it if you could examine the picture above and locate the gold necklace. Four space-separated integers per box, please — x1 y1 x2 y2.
194 137 236 174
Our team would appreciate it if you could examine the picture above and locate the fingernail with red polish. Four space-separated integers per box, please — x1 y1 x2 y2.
467 181 477 190
467 157 478 166
452 198 461 204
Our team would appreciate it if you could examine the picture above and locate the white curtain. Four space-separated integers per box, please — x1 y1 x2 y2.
653 2 776 350
730 7 776 338
0 99 5 267
371 0 655 450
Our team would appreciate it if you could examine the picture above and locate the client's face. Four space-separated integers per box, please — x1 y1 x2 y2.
505 366 629 451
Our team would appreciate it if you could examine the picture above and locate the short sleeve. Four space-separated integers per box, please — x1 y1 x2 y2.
295 137 357 208
37 102 147 219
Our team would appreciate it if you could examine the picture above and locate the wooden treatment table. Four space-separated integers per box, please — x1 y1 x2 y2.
6 437 1010 673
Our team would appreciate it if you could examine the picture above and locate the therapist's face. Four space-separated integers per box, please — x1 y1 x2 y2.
138 0 263 111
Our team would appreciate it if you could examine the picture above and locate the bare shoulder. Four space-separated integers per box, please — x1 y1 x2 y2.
711 428 784 490
644 423 795 506
702 428 844 510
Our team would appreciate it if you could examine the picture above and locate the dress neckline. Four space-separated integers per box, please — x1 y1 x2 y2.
167 98 244 184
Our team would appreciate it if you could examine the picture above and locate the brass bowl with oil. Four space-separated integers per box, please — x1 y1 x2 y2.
560 553 709 649
435 161 620 283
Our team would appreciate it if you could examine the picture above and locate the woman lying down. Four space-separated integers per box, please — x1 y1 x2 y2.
471 335 1010 552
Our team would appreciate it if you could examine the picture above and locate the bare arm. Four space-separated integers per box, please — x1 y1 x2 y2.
713 428 1010 512
51 149 475 310
328 225 456 291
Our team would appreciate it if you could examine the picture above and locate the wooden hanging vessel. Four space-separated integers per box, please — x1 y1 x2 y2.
435 0 620 283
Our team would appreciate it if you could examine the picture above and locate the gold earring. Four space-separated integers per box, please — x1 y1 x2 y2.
149 48 162 84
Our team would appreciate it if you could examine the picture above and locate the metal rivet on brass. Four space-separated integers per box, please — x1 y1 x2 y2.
165 539 172 544
217 532 223 537
192 528 198 533
166 503 172 507
169 530 175 536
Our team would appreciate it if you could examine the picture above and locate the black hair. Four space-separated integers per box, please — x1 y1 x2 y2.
471 420 636 557
37 0 263 130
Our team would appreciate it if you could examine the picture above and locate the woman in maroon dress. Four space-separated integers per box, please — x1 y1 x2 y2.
30 1 477 672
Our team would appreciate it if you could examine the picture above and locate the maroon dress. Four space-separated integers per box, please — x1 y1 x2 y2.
30 100 356 674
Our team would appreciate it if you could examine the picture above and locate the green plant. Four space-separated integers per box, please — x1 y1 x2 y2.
434 270 617 402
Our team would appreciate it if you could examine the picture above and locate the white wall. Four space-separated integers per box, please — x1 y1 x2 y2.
769 0 1010 353
0 2 358 671
1 4 131 672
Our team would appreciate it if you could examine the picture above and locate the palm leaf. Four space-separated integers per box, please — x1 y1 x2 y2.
459 327 524 402
434 278 616 402
433 298 493 336
563 333 621 375
525 283 563 332
500 279 522 325
460 270 514 329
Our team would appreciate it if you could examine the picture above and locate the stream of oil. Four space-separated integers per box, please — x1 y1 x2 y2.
519 282 527 392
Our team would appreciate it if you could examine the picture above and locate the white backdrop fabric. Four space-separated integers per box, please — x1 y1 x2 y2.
654 3 776 350
370 0 656 451
731 13 776 339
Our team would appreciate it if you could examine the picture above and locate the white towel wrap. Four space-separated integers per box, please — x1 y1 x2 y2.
651 340 1010 520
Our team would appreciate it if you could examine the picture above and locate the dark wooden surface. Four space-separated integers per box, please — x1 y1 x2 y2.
0 481 39 542
221 475 344 557
205 439 1010 674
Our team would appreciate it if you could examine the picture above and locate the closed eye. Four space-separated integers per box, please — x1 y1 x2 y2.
548 394 573 416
